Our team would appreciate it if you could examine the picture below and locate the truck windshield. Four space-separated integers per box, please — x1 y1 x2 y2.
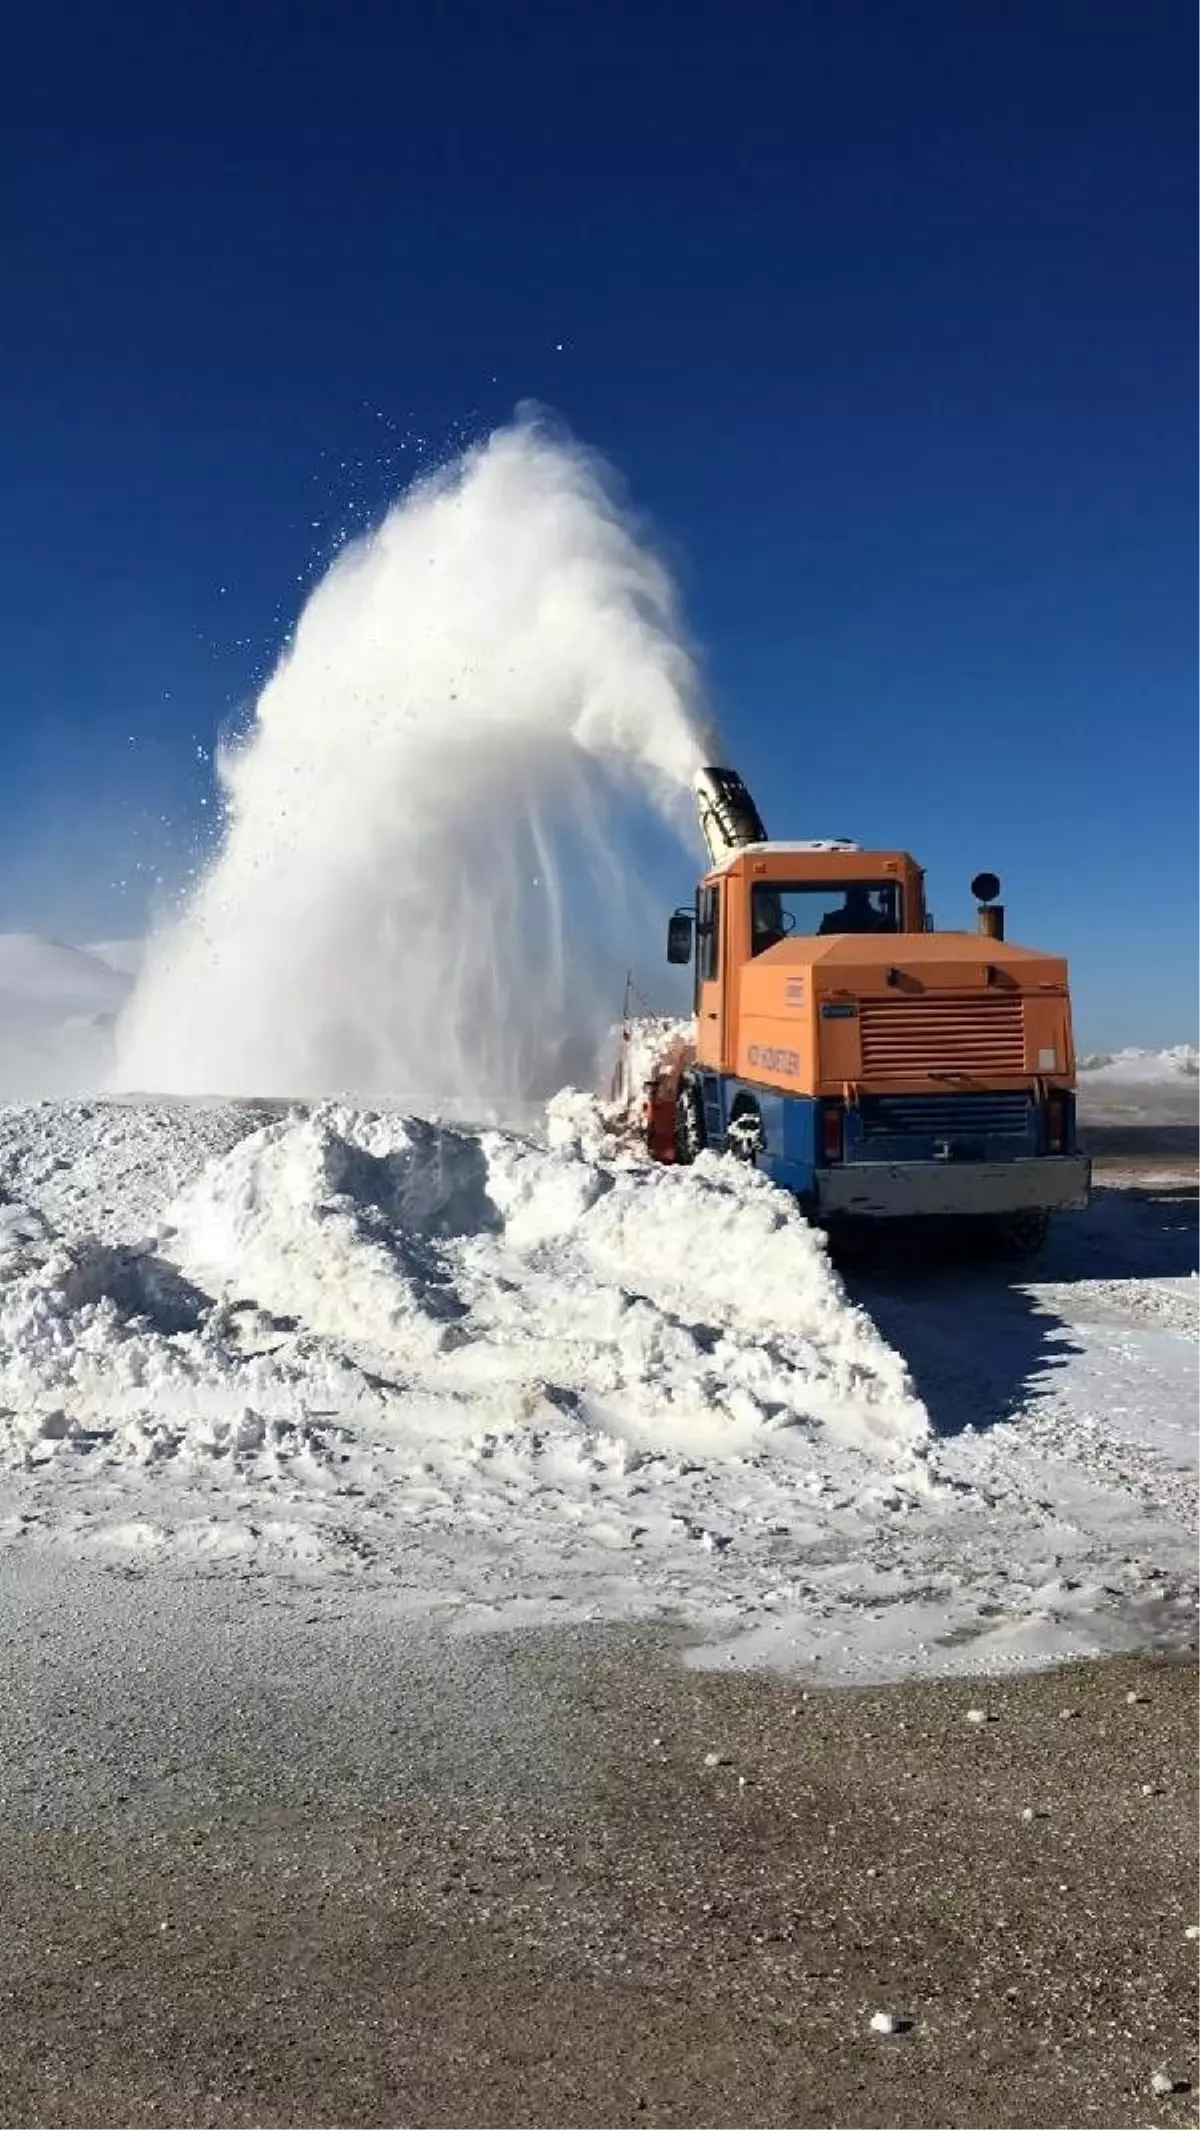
750 881 901 953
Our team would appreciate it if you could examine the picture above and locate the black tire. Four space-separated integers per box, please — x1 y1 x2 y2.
674 1075 706 1165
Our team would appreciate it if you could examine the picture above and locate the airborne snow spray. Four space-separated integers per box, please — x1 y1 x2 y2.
115 413 713 1110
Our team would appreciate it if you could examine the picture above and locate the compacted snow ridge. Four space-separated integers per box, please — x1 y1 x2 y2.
1078 1046 1198 1083
0 1087 1193 1682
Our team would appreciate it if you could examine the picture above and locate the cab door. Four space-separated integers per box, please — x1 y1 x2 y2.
694 881 725 1071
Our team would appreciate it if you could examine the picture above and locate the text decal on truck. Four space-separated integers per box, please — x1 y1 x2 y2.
748 1044 800 1077
820 1002 859 1018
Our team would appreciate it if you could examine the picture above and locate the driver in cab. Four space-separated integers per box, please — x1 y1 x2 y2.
750 883 894 955
817 884 891 935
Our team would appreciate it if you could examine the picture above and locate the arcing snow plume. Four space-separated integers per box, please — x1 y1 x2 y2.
115 414 712 1105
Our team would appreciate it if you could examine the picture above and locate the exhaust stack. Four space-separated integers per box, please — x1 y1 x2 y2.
971 870 1005 941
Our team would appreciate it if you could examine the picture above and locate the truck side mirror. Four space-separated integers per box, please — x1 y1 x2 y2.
666 908 694 965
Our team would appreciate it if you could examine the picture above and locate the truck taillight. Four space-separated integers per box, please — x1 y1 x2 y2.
821 1106 844 1162
1046 1095 1066 1153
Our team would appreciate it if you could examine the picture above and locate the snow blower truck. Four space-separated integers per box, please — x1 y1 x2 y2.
619 766 1090 1257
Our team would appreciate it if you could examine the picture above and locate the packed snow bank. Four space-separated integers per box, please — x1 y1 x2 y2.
576 1154 926 1462
161 1108 929 1468
0 935 133 1098
1079 1046 1198 1083
0 1097 1193 1679
166 1109 500 1359
0 1098 938 1652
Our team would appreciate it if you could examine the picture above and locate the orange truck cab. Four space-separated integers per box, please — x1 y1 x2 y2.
665 771 1090 1254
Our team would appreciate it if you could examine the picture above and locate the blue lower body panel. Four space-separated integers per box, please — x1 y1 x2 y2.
694 1072 819 1196
691 1076 1083 1215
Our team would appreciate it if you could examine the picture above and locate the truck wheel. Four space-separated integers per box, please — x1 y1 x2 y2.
992 1209 1050 1261
674 1077 706 1166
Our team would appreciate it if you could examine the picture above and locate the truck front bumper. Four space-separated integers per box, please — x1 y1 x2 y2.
815 1154 1091 1221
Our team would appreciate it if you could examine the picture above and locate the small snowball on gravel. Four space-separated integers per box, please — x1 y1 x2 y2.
1184 1924 1199 1941
1020 1806 1036 1822
702 1751 730 1769
1140 1783 1160 1797
1125 1690 1149 1706
1058 1707 1079 1720
965 1707 995 1725
869 2010 908 2035
1150 2070 1183 2096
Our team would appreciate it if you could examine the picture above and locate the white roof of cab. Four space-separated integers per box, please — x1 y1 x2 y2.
709 838 862 871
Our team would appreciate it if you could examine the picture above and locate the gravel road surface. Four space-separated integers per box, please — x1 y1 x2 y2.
0 1562 1195 2130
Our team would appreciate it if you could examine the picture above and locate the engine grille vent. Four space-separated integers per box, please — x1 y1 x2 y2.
858 994 1025 1079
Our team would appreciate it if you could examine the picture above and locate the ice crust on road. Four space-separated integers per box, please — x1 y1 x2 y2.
0 1095 1193 1680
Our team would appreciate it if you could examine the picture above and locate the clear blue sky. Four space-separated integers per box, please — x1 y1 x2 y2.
0 0 1193 1046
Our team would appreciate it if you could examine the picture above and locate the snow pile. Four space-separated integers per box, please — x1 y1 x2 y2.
577 1153 927 1463
1079 1046 1198 1083
0 1098 274 1243
0 1095 1194 1678
115 415 713 1108
165 1108 496 1359
0 1180 370 1471
161 1106 929 1468
0 935 133 1098
0 1099 945 1635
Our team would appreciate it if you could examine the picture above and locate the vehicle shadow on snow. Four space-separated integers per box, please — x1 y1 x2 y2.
837 1177 1197 1440
841 1242 1081 1441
